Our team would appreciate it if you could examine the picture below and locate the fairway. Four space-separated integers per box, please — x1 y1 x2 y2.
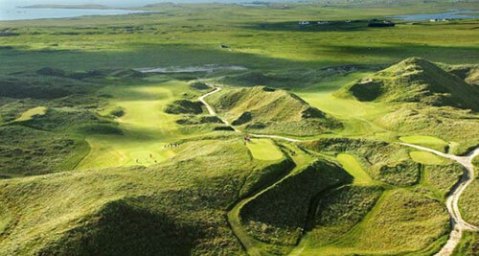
78 81 189 169
337 153 374 185
246 139 283 161
15 106 47 122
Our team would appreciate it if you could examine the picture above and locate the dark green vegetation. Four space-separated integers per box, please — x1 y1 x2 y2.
1 0 479 255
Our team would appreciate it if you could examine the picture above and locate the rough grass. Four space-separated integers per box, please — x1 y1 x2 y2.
422 163 464 199
307 185 383 247
0 125 89 177
459 178 479 226
452 231 479 256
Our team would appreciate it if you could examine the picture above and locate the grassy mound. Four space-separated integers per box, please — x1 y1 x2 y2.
341 57 479 111
207 86 341 136
39 200 198 256
300 189 449 255
164 100 204 115
239 159 352 246
0 138 291 255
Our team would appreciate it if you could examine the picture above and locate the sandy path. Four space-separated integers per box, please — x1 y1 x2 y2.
400 143 479 256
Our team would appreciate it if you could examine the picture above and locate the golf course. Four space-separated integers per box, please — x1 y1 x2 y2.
1 0 479 255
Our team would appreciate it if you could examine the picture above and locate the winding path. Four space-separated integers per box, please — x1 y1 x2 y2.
400 143 479 256
198 86 301 142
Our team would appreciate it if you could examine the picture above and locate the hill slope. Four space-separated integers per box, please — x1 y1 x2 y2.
342 57 479 111
207 86 341 136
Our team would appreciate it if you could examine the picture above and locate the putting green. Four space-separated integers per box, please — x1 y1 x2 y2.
409 151 448 165
15 106 47 122
399 135 448 147
246 139 283 161
337 153 374 185
78 81 189 169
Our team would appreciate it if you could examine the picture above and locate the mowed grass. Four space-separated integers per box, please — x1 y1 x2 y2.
246 139 283 161
400 135 449 151
409 151 449 165
336 153 375 185
14 106 47 122
78 80 190 169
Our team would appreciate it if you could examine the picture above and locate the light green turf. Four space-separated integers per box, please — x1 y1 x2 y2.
246 139 283 161
409 151 448 165
14 106 47 122
400 135 448 150
336 153 374 185
78 81 189 169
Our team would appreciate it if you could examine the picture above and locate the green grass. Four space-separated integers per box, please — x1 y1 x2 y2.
77 80 202 169
0 138 280 255
246 139 284 161
14 106 47 122
336 154 375 185
400 135 449 151
452 231 479 256
459 178 479 226
409 151 449 165
1 2 479 255
207 86 341 136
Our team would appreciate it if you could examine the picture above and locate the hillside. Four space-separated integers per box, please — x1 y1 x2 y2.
341 57 479 111
0 139 292 256
206 86 341 136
